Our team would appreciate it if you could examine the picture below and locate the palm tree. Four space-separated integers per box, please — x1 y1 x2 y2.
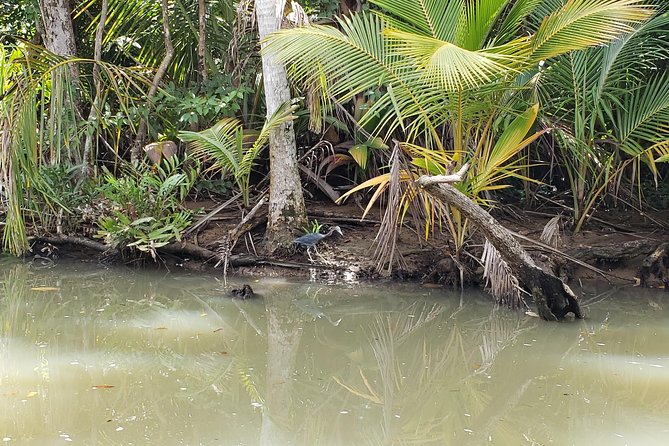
538 2 669 231
256 0 307 250
262 0 654 267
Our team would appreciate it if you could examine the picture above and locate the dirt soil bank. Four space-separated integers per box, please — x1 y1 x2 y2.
183 199 669 290
31 199 669 292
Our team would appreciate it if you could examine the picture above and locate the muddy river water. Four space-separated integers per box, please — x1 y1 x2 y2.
1 260 669 445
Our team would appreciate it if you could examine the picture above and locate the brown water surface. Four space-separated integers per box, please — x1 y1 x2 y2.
1 260 668 445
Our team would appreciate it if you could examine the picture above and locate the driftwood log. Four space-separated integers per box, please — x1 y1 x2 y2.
416 166 582 321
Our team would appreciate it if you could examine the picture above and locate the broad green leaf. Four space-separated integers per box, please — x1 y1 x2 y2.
349 145 369 169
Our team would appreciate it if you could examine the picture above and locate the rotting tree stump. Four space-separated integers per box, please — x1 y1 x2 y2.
416 167 582 321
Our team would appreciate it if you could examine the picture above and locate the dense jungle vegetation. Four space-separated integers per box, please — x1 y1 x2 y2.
1 0 668 274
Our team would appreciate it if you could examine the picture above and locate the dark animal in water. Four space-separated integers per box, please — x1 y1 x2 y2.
293 226 343 261
230 284 255 299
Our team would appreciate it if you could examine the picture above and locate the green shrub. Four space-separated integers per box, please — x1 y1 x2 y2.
95 156 198 259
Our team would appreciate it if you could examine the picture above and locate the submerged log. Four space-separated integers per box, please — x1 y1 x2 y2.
417 167 582 321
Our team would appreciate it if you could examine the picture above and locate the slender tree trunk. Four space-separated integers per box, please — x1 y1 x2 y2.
417 169 582 321
131 0 174 163
82 0 109 175
197 0 207 84
38 0 83 164
256 0 307 251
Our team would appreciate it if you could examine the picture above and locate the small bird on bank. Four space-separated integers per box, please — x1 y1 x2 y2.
293 226 343 262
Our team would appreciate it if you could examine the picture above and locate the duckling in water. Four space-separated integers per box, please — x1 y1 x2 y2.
230 284 255 300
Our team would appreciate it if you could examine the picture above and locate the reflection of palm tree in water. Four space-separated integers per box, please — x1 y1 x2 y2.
259 293 304 446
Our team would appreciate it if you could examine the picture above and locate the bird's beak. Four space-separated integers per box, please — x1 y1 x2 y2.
335 227 343 236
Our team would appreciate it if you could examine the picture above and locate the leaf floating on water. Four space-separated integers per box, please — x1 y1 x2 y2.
92 385 115 390
26 391 38 398
213 328 224 333
154 327 168 330
31 287 60 292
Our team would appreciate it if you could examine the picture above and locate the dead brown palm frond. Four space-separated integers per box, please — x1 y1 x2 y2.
372 141 407 274
481 239 526 309
540 215 563 248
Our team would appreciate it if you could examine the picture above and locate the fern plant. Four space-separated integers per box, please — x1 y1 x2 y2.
178 101 297 206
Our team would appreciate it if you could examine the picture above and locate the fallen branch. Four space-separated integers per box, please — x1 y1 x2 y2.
416 170 582 321
298 164 341 203
30 235 117 255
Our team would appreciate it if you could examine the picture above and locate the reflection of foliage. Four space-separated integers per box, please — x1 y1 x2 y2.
326 300 535 444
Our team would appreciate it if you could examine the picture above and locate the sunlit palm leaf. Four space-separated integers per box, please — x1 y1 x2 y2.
369 0 464 41
615 73 669 160
531 0 653 60
470 104 545 193
264 13 441 143
179 101 296 205
386 30 528 91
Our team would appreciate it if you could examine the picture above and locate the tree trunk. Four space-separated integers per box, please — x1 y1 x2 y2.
197 0 208 84
38 0 77 58
131 0 174 162
82 0 109 175
38 0 82 164
417 169 582 321
256 0 307 251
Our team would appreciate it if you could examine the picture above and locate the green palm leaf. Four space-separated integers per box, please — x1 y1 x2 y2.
178 101 297 205
531 0 653 60
386 30 529 91
369 0 464 41
615 73 669 159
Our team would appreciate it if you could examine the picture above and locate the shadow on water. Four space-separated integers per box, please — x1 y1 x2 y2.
2 260 669 445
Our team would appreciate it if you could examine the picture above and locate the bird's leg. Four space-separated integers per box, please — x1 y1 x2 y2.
314 246 328 264
306 247 315 263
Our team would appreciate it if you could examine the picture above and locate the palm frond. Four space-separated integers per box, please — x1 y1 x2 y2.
264 12 442 144
615 73 669 160
369 0 465 41
179 101 296 205
386 30 529 91
540 215 563 248
179 118 243 174
459 0 510 50
481 239 524 308
531 0 653 60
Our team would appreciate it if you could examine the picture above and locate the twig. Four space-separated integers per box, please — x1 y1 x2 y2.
185 192 242 236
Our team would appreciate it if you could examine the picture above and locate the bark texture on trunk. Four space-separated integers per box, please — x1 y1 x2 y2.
256 0 307 250
417 172 582 321
38 0 77 57
82 0 109 174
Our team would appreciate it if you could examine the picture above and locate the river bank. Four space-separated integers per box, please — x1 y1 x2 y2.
26 198 669 293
